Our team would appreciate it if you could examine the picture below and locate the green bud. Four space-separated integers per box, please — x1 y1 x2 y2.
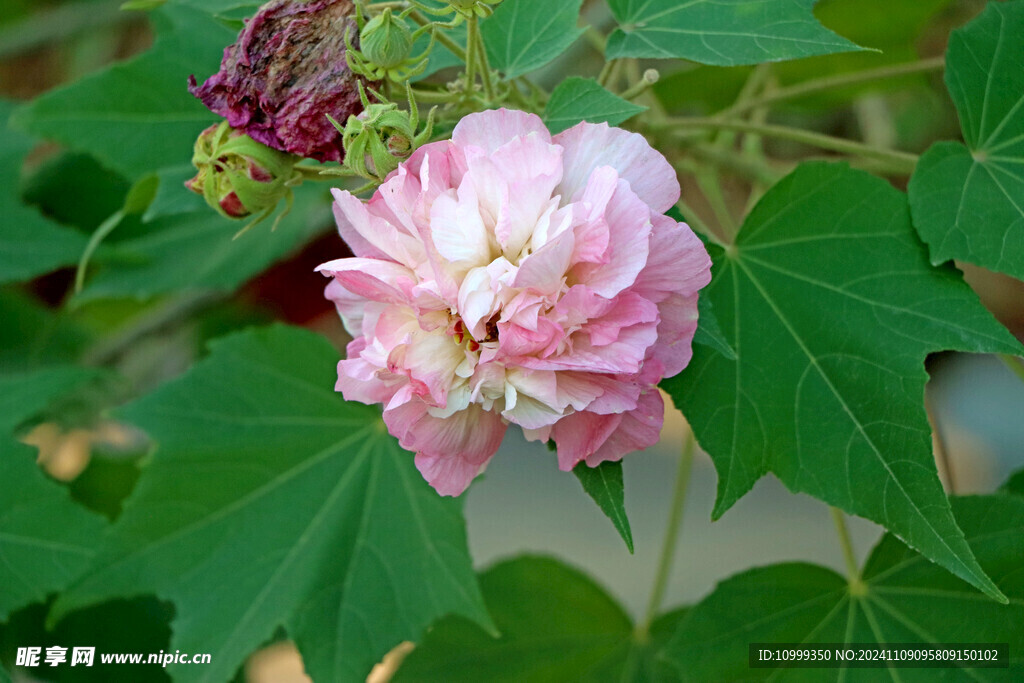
359 9 414 70
338 95 433 182
185 121 300 220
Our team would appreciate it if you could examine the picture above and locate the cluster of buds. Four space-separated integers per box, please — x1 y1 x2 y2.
185 121 301 229
345 5 434 83
331 83 435 183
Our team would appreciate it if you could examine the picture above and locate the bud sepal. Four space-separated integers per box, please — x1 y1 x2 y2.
328 83 436 185
345 4 434 83
185 121 303 235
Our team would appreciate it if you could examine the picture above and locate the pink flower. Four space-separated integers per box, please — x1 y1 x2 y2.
317 109 711 496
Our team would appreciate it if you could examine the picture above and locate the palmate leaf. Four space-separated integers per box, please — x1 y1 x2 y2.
12 4 228 179
605 0 865 65
0 289 91 371
480 0 584 79
664 495 1024 681
0 441 108 622
75 184 332 303
0 101 86 284
52 326 491 683
0 366 98 435
0 367 107 621
909 1 1024 282
693 284 736 360
396 555 685 682
662 162 1021 601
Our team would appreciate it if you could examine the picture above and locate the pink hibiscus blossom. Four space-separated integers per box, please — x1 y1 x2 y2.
317 109 712 495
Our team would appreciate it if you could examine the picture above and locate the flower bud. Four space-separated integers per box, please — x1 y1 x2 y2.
188 0 371 163
359 9 413 70
338 99 434 182
185 122 299 220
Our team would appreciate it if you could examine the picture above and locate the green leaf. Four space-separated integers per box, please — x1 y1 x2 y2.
1001 468 1024 497
21 151 132 231
0 102 87 284
664 495 1024 679
53 325 492 683
693 293 736 361
909 1 1024 282
0 367 107 621
75 184 331 303
605 0 865 65
543 77 646 134
0 366 98 435
573 460 634 553
481 0 584 79
662 162 1021 601
0 289 91 371
654 0 952 114
144 164 207 221
2 597 172 683
12 5 230 179
396 555 684 682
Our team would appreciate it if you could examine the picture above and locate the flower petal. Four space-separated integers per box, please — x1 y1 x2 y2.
569 180 652 298
552 411 622 471
331 188 425 268
384 401 507 496
430 186 493 268
316 257 416 305
584 389 664 467
554 121 679 213
452 108 551 155
632 215 712 304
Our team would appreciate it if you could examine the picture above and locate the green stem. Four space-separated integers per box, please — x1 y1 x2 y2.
74 209 125 296
683 143 782 186
619 74 656 101
583 24 607 53
660 118 919 174
82 291 223 366
999 354 1024 384
517 76 548 105
408 10 467 62
636 426 696 641
673 195 724 246
295 165 343 180
472 17 496 102
407 87 455 103
830 507 866 595
464 16 479 98
716 63 772 144
696 169 736 236
722 57 945 118
598 58 621 89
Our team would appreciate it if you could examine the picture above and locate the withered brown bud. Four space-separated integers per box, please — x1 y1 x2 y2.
188 0 369 163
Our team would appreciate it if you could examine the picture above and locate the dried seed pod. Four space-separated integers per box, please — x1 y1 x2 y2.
188 0 372 163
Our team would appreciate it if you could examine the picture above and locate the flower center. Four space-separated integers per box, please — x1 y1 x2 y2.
449 313 500 353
